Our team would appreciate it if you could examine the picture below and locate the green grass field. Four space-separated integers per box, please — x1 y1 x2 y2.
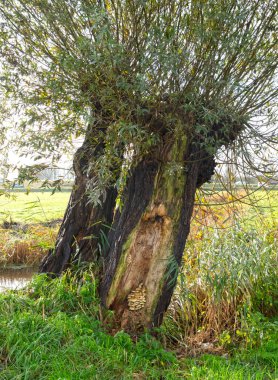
244 190 278 226
0 188 277 379
0 188 277 267
0 188 277 225
0 273 277 379
0 190 71 223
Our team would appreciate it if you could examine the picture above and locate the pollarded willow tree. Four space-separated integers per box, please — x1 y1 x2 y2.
0 0 277 330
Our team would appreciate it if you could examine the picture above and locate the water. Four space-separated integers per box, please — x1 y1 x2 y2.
0 267 37 292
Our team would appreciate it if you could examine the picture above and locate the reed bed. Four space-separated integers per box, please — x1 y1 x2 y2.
164 226 277 352
0 223 59 266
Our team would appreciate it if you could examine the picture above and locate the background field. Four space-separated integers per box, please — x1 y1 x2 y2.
0 188 277 225
0 190 71 223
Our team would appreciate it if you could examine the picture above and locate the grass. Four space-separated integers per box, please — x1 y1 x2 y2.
163 227 277 350
1 188 277 226
0 190 69 266
0 223 59 266
193 188 278 231
0 190 70 224
0 271 277 379
182 342 278 379
0 188 277 267
0 188 277 378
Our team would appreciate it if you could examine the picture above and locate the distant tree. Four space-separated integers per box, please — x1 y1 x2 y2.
0 0 277 331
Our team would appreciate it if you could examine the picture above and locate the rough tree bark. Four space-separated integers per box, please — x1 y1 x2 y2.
40 120 216 330
100 133 215 330
40 127 117 275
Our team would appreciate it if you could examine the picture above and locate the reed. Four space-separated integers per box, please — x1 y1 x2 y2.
0 223 59 266
163 226 277 350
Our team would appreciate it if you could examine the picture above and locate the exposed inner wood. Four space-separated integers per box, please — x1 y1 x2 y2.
107 201 175 328
103 133 190 330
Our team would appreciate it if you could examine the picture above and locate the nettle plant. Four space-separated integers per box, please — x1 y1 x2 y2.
0 1 277 330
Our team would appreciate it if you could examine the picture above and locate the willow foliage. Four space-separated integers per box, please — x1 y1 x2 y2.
0 0 277 184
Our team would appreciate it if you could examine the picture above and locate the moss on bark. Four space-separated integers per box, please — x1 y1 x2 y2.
103 132 190 330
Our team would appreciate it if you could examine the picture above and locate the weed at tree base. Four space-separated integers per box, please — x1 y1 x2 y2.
0 270 277 379
162 226 277 355
0 190 277 378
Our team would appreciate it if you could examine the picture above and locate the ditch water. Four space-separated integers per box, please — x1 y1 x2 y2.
0 267 37 292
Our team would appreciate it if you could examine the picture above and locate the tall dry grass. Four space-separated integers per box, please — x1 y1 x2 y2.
0 223 59 266
164 226 277 351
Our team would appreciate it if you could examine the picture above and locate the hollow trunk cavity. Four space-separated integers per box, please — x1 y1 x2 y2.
101 135 203 330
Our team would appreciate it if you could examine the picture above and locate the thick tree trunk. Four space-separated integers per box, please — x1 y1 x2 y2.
40 129 117 275
41 120 216 331
100 135 210 330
